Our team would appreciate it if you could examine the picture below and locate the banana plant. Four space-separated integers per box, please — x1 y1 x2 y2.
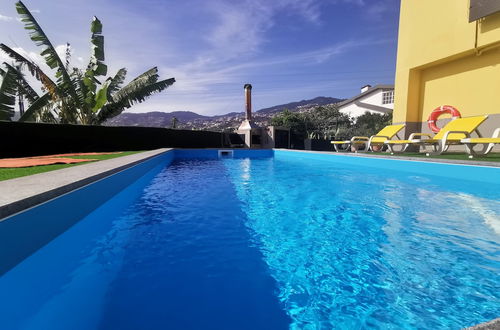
0 1 175 124
0 63 53 122
0 66 17 120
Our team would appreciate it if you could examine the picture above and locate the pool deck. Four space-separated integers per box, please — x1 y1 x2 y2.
466 317 500 329
277 149 500 168
0 148 171 220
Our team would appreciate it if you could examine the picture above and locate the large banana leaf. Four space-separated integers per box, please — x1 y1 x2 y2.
112 67 159 102
0 44 58 97
129 67 159 84
96 76 175 124
3 62 39 103
123 77 175 104
18 92 50 122
92 84 108 112
106 68 127 98
15 1 78 102
0 67 17 120
87 17 107 76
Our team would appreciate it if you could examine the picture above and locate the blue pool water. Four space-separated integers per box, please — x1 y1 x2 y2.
0 150 499 329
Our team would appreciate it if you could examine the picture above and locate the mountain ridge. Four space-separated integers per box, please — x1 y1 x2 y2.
105 96 343 130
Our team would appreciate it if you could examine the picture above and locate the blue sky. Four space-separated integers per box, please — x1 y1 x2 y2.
0 0 401 115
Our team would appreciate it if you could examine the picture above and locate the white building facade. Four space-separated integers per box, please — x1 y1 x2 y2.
338 84 394 118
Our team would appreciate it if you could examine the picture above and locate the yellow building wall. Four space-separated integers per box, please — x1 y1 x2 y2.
394 0 500 127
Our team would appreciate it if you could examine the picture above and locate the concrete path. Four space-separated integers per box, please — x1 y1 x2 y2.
0 149 171 219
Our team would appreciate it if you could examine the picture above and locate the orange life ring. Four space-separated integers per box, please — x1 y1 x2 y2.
427 105 461 133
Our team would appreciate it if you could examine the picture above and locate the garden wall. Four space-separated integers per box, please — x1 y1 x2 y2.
304 139 333 151
0 121 224 158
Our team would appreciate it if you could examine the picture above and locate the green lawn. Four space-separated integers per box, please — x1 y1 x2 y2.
0 151 142 182
370 152 500 162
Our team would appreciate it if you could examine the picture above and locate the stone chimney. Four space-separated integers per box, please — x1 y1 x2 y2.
237 83 260 147
238 84 258 131
361 84 372 93
244 84 252 120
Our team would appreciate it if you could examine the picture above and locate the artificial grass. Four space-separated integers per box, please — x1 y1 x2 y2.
0 151 142 182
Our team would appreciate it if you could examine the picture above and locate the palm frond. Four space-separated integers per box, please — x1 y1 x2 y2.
0 66 18 120
3 62 39 103
96 76 175 124
16 1 66 70
18 92 50 122
112 67 159 102
0 43 58 96
72 69 88 110
92 83 108 112
87 16 107 76
106 68 127 98
123 77 175 105
64 42 71 71
15 1 77 100
129 67 159 84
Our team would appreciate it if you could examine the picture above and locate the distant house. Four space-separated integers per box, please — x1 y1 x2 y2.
338 84 394 118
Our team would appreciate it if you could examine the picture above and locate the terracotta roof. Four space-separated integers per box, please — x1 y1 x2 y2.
338 84 394 107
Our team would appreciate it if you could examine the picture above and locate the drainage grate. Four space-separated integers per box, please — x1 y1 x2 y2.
218 150 234 158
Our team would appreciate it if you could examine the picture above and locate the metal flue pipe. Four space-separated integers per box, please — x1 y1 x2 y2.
244 84 252 121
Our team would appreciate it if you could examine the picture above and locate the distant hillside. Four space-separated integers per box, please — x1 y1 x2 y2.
257 96 343 114
105 96 343 130
105 111 208 127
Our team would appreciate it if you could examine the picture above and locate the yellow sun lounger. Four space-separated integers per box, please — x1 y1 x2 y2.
384 115 488 155
331 124 405 152
461 127 500 157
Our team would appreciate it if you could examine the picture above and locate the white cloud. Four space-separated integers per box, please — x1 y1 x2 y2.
0 51 12 64
202 0 326 63
152 36 390 111
0 14 14 22
55 43 76 66
365 2 392 20
0 46 44 68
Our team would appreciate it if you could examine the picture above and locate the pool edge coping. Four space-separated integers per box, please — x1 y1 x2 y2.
274 149 500 168
466 317 500 329
0 148 172 220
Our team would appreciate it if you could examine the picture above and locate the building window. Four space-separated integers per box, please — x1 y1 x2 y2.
382 91 394 105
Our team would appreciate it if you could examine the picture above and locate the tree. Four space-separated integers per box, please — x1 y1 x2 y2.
0 62 53 122
352 112 393 137
270 105 352 140
171 116 178 129
0 1 175 124
270 109 310 138
270 106 393 142
306 104 351 139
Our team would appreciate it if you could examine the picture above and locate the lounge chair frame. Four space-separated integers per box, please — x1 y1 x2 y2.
385 115 489 156
461 127 500 157
386 129 483 155
332 125 404 152
332 135 398 152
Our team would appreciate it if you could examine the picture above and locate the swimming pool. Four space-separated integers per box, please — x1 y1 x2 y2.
0 149 499 329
